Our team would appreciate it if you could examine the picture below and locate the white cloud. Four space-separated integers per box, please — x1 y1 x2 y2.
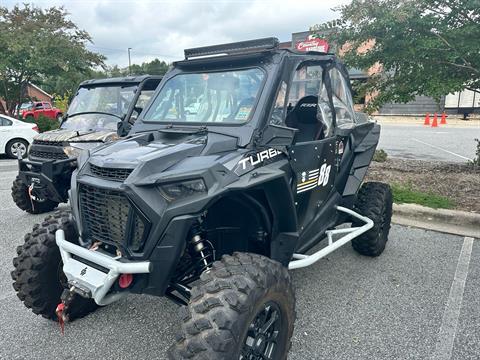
3 0 347 66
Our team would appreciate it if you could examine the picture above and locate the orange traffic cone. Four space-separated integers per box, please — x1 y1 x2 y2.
424 113 430 125
440 112 447 124
431 113 438 127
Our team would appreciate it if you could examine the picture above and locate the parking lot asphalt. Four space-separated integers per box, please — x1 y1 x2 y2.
378 124 479 163
0 165 479 359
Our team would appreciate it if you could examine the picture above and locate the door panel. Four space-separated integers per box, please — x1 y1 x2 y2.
288 136 336 230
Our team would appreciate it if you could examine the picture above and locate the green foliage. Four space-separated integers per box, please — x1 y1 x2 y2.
314 0 480 111
470 138 480 166
391 183 454 209
0 4 105 114
24 114 60 133
53 92 71 113
108 58 169 77
373 149 388 162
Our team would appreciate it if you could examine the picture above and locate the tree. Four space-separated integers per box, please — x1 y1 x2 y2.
0 4 105 114
313 0 480 110
107 59 169 77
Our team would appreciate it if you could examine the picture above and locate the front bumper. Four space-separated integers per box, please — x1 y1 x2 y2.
56 229 151 306
18 157 76 203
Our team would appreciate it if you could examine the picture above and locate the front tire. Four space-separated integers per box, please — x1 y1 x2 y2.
11 175 59 214
11 209 98 321
351 181 393 257
169 252 295 360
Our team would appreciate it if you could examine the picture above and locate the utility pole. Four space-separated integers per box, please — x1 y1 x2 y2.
128 48 132 75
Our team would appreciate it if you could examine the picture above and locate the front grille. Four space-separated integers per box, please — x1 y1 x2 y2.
29 149 68 160
33 140 63 146
79 184 148 252
89 164 133 182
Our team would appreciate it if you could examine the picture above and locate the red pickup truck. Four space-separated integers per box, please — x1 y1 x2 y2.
19 101 63 122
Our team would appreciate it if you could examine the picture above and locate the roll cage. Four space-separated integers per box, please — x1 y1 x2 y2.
131 38 355 149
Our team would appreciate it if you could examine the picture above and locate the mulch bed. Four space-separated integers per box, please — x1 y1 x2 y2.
366 158 480 213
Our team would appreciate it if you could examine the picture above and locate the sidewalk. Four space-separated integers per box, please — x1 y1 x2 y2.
372 115 480 128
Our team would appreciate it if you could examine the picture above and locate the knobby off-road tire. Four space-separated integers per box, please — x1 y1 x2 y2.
11 209 98 321
352 181 393 257
11 175 59 214
169 252 295 360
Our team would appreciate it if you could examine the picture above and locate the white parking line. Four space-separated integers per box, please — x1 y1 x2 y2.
432 236 474 360
412 138 472 161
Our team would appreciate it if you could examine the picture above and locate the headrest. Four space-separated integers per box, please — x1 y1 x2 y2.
295 95 318 124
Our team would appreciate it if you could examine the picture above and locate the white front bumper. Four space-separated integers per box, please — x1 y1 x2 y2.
56 229 151 306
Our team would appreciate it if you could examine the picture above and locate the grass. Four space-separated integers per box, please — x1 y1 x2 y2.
391 183 455 209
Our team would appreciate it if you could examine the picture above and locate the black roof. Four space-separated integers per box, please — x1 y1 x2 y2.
79 74 163 87
175 37 336 69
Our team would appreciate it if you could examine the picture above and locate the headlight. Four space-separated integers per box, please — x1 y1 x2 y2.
159 179 207 202
63 142 101 158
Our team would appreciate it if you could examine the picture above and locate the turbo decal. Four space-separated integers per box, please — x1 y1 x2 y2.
297 163 332 194
238 148 281 170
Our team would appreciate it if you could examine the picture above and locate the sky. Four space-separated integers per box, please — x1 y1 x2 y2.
1 0 347 67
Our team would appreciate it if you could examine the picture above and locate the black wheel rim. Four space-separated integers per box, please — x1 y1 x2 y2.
240 301 282 360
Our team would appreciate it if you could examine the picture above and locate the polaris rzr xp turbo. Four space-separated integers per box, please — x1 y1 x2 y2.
12 38 392 359
11 75 162 214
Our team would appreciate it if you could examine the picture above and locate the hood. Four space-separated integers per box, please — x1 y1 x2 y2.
87 131 239 172
34 129 118 143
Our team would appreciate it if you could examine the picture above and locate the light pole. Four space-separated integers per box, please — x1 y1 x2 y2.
128 47 132 75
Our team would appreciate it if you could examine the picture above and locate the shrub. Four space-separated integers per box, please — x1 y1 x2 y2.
373 149 388 162
470 138 480 167
24 114 60 133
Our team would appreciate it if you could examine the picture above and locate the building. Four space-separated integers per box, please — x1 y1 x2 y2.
0 83 53 115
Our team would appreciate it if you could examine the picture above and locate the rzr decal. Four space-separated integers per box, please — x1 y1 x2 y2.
297 163 332 194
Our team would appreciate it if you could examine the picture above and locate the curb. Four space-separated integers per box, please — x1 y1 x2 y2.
392 203 480 238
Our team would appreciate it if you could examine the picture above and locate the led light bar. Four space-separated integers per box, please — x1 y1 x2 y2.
184 37 279 59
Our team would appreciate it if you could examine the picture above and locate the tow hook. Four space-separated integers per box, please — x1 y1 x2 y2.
55 286 76 335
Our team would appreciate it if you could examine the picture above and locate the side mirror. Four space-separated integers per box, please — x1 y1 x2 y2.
259 124 296 147
117 121 132 137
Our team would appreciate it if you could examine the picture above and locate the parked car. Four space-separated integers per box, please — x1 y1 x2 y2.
11 75 162 214
0 114 39 158
18 101 63 122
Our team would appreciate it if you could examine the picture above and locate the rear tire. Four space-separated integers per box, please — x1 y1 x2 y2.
351 181 393 257
169 252 295 360
11 209 98 321
11 175 58 214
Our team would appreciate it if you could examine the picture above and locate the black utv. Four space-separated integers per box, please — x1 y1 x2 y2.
12 38 392 359
11 75 162 214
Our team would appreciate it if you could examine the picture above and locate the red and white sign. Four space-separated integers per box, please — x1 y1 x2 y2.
295 36 329 53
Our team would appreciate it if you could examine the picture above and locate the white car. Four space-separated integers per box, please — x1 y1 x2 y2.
0 114 39 158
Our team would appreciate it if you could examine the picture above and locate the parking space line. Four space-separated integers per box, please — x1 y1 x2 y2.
411 138 472 161
432 236 474 360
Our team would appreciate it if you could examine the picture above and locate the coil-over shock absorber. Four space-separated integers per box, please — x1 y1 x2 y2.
189 224 214 273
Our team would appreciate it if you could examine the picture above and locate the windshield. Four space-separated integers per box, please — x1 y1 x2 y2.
67 85 138 117
19 103 33 111
61 113 120 131
142 68 265 124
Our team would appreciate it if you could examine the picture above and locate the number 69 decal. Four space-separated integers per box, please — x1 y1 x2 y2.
297 163 332 194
